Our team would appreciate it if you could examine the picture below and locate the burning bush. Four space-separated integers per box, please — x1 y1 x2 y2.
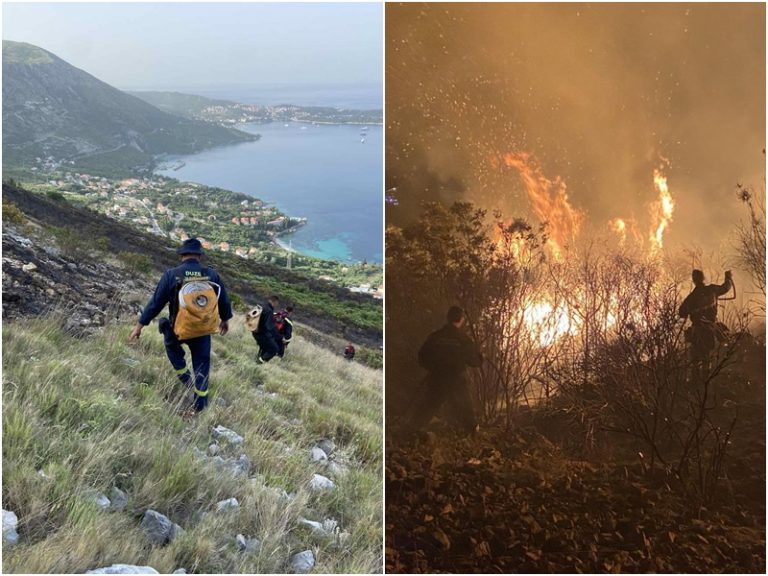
388 198 756 504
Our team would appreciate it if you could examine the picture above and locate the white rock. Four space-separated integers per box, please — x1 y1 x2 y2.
298 518 325 534
2 509 19 546
236 533 260 552
309 474 335 491
309 447 328 463
172 570 186 574
317 438 336 455
140 509 176 545
85 565 159 574
94 493 111 510
208 443 220 456
322 518 339 533
290 549 315 573
22 262 38 272
212 425 244 445
215 498 239 512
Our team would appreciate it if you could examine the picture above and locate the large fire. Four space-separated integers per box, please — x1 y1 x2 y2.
498 152 677 345
501 152 584 261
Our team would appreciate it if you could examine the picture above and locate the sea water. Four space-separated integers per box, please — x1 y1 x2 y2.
157 121 382 263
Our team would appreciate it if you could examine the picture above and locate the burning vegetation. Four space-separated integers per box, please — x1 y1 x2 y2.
386 178 765 572
385 3 764 572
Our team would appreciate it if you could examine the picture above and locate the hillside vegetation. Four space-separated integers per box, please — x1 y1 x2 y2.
3 315 382 573
2 41 255 177
2 181 382 346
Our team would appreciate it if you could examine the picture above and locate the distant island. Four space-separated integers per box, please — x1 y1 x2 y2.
128 90 383 126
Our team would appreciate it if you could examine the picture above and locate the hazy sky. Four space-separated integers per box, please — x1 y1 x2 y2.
386 3 765 258
3 2 382 91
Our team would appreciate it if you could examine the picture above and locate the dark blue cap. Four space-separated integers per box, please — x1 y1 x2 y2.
177 238 204 256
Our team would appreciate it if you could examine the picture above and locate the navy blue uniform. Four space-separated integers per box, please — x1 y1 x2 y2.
252 301 282 363
140 258 233 410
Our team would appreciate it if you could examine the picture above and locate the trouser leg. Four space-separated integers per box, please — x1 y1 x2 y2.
186 335 212 411
255 332 279 363
448 383 477 434
160 318 192 386
411 377 449 430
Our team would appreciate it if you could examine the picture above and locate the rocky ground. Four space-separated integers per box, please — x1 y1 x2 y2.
3 222 151 334
386 393 765 573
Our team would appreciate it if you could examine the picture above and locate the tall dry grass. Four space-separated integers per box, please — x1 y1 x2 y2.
2 314 382 573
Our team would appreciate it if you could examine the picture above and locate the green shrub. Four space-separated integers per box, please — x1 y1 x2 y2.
94 237 111 252
355 346 383 370
118 251 153 275
46 190 66 202
50 226 88 257
2 200 25 224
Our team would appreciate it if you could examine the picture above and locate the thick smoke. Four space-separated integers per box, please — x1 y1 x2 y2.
386 3 765 255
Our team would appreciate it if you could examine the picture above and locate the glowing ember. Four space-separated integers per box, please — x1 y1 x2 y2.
649 166 674 253
501 152 584 261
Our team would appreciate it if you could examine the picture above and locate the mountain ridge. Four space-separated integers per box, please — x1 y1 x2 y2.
2 40 256 176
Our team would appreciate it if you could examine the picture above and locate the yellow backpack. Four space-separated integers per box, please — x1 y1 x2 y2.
174 279 221 340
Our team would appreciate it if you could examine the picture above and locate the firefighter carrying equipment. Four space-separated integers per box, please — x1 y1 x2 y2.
174 280 221 340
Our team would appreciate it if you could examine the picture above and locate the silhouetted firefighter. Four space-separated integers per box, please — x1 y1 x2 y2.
412 305 483 434
678 269 733 379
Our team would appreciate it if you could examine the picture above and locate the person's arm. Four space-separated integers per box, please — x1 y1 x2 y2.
210 269 232 335
463 333 483 367
712 272 733 297
130 272 172 340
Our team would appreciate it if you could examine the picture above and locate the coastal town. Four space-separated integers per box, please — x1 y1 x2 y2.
21 158 383 297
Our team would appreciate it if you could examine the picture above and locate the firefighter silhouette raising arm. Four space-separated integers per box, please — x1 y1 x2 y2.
678 269 733 379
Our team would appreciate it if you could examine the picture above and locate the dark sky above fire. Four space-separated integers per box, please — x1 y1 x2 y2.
386 3 765 257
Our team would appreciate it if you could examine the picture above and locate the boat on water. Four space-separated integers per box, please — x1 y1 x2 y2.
360 137 366 143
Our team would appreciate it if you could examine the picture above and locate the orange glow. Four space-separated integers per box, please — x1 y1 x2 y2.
502 152 584 261
609 217 627 245
649 167 674 253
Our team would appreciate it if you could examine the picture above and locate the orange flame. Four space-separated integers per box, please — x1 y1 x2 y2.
502 152 584 261
649 166 674 253
609 217 627 246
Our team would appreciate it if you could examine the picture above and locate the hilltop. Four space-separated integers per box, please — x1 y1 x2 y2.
2 41 256 177
2 182 383 573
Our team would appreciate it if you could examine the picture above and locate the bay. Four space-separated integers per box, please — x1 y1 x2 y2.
157 121 382 263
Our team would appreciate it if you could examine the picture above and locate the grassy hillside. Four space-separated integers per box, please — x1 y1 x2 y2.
2 315 382 573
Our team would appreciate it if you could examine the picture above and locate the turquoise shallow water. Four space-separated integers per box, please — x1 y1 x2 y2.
157 122 382 263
